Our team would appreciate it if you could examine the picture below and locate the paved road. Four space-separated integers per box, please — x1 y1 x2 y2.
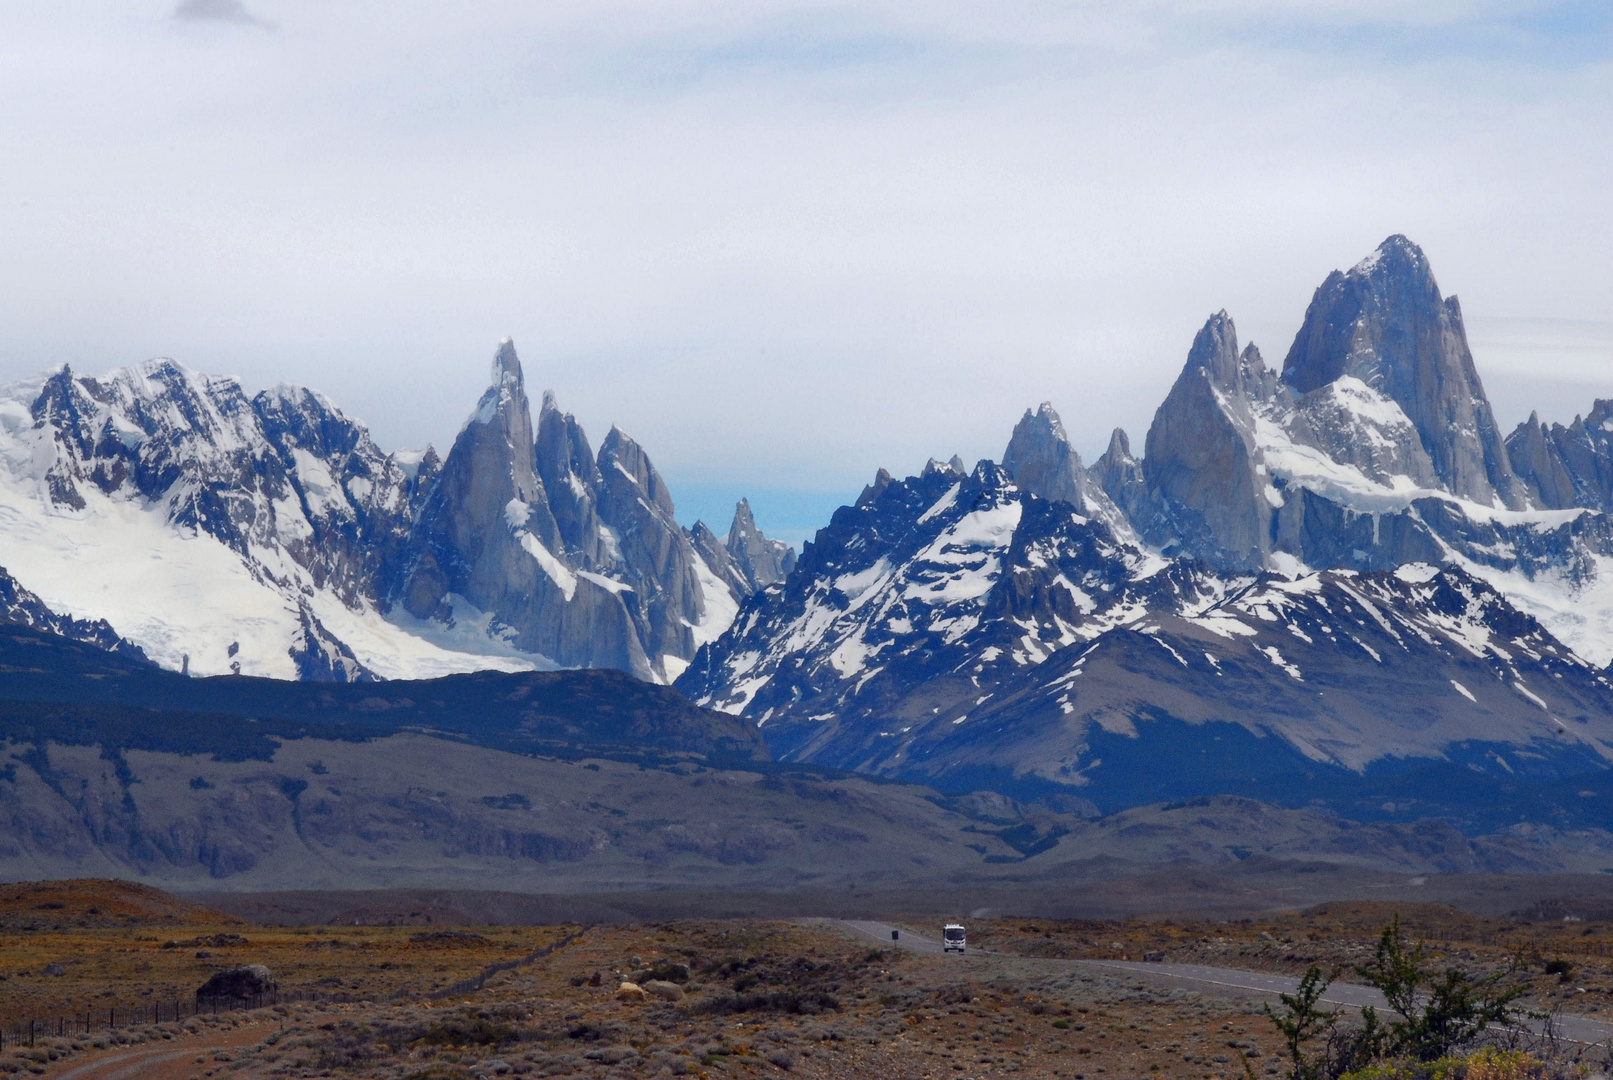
838 921 1613 1047
842 920 947 956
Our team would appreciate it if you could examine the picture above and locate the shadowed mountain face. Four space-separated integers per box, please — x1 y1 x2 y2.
4 233 1613 841
1507 400 1613 513
0 340 793 684
685 236 1613 819
0 622 766 764
1283 235 1525 510
9 620 1613 891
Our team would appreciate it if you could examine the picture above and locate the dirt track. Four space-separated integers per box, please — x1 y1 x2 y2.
841 920 1613 1048
44 1021 273 1080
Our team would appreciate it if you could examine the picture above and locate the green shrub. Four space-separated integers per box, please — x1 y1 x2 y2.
1266 917 1527 1080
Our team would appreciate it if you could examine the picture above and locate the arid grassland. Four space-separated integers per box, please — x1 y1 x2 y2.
2 883 1611 1080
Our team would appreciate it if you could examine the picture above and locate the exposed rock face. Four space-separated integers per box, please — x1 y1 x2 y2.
1282 235 1524 508
398 343 663 680
0 566 146 661
685 443 1613 805
3 358 437 678
398 342 641 674
1122 237 1608 586
396 340 783 682
687 521 750 599
1507 401 1613 511
25 361 433 604
534 391 611 566
725 498 797 589
289 600 374 683
0 337 764 683
1141 312 1276 568
594 426 707 673
857 468 895 507
678 459 1202 746
1002 404 1134 540
685 234 1613 819
1092 428 1152 527
251 384 432 606
1282 376 1439 489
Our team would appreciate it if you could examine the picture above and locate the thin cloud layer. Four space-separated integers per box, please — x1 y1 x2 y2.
172 0 269 27
0 2 1608 539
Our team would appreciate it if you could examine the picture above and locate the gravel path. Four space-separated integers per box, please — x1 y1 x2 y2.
45 1022 272 1080
840 920 1613 1047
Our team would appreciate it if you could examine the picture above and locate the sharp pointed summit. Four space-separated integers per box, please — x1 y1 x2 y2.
1142 311 1272 567
1002 401 1134 538
724 498 797 590
1282 235 1524 508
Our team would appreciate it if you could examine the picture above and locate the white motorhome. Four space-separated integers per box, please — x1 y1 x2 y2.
943 924 966 953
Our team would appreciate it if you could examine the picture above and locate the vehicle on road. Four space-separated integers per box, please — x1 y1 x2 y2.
943 924 966 954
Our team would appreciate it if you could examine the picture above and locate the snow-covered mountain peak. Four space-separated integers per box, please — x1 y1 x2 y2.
1002 399 1136 542
1282 235 1523 509
920 456 968 480
0 339 760 685
683 235 1613 809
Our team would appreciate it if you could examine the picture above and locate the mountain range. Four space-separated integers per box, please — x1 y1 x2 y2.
3 234 1612 824
679 236 1613 813
0 341 791 684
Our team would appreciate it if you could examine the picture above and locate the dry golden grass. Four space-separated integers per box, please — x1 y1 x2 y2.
8 884 1613 1080
0 882 574 1025
0 880 233 932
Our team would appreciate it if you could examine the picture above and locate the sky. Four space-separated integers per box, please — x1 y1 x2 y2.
1 2 1610 546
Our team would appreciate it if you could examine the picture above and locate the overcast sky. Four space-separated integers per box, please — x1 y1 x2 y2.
2 2 1609 543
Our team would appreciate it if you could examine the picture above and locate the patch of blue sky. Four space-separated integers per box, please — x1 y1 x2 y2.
667 480 860 552
1189 1 1612 69
556 10 1034 103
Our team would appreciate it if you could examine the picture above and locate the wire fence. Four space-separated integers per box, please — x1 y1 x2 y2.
0 990 330 1051
0 928 590 1052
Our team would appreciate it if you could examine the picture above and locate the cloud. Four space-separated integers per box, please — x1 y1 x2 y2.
172 0 269 28
0 0 1608 537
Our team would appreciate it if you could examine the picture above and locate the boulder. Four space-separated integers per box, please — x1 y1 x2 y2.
614 981 648 1003
197 964 274 1000
642 980 684 1002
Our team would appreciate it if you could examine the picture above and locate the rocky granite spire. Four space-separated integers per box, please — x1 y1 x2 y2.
534 390 610 566
596 425 706 674
725 498 797 589
1002 402 1135 540
856 468 894 507
1506 401 1613 512
1003 403 1084 504
1092 427 1160 537
397 341 653 679
1142 312 1274 567
1282 235 1524 508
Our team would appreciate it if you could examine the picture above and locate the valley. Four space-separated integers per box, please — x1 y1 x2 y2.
8 883 1613 1080
2 234 1612 888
